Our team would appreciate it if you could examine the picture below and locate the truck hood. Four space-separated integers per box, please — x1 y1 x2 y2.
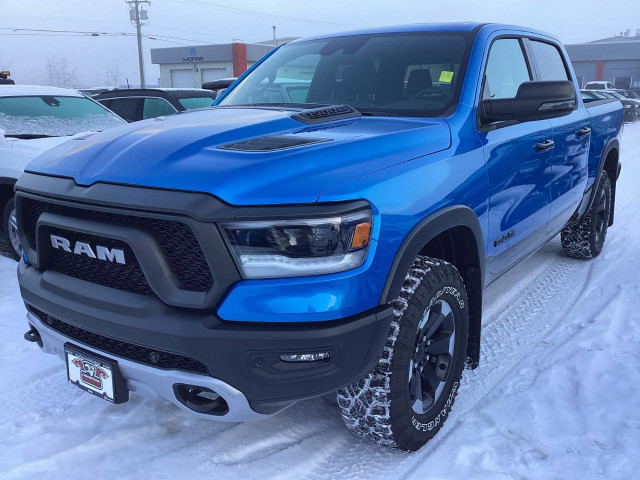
26 107 451 204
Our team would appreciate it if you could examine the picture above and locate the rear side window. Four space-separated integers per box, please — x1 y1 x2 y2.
530 41 569 81
142 98 177 119
103 98 141 122
483 38 531 99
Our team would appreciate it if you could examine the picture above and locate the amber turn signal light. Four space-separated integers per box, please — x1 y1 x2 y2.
351 221 371 249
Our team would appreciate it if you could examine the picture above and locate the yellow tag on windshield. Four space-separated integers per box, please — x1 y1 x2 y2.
439 71 454 83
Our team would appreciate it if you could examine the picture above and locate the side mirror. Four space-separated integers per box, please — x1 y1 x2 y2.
482 80 576 123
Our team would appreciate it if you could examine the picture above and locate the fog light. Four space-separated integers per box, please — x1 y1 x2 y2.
280 352 330 362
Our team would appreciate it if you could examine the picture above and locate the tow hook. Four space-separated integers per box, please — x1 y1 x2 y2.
24 326 43 348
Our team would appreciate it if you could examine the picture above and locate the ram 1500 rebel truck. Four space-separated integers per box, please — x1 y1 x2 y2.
16 23 623 451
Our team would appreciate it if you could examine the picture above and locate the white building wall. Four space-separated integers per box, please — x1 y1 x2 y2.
159 62 234 88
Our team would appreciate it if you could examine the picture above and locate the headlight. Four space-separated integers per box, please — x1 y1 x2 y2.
624 104 632 109
222 209 373 279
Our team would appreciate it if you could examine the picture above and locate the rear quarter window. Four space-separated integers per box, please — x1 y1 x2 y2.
177 97 216 109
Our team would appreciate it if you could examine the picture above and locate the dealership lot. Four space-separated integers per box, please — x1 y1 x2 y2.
0 123 638 479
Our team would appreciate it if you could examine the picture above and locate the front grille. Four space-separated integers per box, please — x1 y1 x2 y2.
30 306 209 375
49 227 153 296
22 197 213 294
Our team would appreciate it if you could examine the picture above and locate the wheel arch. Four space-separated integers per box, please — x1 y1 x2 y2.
380 205 485 369
582 138 619 226
601 140 619 226
0 177 16 233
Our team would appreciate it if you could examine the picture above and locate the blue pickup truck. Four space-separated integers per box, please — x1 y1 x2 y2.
16 22 622 451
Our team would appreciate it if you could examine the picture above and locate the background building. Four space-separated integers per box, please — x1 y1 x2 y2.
151 37 298 88
565 29 640 89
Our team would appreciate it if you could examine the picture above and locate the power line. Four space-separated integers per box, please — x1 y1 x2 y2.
168 0 349 27
0 27 217 44
2 14 229 42
0 27 132 36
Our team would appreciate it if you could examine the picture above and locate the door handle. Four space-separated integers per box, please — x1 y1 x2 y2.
578 127 591 137
536 139 555 152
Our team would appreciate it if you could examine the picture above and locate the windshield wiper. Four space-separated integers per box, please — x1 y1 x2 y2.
224 102 331 110
357 110 404 117
4 133 58 139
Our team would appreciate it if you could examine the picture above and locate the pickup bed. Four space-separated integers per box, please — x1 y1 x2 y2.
16 23 622 451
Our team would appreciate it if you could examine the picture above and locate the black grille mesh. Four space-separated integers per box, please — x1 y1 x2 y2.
22 197 213 293
49 228 154 296
30 306 209 374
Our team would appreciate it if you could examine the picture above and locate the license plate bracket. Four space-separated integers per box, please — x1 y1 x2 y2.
65 343 129 404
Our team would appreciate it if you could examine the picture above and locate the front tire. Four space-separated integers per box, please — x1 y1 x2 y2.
561 171 611 259
2 197 21 261
337 256 468 451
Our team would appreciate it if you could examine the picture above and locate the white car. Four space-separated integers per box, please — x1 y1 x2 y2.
584 81 614 90
0 85 125 259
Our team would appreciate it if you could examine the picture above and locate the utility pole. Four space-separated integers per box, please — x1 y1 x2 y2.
272 25 277 46
127 0 150 88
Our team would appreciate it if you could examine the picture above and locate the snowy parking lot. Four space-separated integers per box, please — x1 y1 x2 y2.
1 124 639 480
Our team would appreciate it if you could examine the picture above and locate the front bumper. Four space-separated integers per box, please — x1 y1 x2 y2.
27 311 269 421
20 260 393 418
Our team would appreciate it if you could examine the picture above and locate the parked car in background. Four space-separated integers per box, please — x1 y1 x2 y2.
202 78 237 98
583 89 639 121
0 71 15 85
614 89 640 100
93 88 216 122
584 80 614 90
0 85 125 259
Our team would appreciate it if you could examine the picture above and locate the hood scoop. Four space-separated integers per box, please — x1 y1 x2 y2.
219 135 330 152
292 104 360 124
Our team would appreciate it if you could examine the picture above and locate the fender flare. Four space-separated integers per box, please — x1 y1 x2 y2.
380 205 485 304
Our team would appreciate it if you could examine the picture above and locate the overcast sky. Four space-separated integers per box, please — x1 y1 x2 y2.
0 0 635 87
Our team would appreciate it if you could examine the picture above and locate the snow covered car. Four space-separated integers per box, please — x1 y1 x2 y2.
0 85 125 259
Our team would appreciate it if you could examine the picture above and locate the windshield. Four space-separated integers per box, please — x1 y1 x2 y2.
219 33 471 117
0 95 124 137
178 96 216 110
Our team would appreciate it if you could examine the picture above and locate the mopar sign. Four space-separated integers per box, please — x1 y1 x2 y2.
183 47 204 62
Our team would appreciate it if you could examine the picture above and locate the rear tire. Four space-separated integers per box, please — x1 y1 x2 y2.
561 171 611 259
337 256 468 451
2 197 21 261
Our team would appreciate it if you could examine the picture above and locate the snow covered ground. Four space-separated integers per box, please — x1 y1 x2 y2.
1 124 640 480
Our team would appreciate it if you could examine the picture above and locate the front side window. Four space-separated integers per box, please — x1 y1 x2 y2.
0 95 124 137
483 38 531 100
530 41 569 81
220 33 471 117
